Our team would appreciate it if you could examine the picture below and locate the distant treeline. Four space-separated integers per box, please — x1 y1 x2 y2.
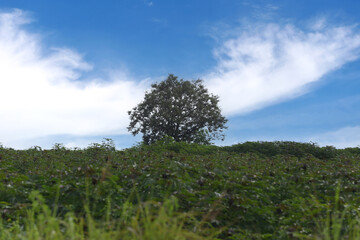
2 139 359 160
133 139 360 159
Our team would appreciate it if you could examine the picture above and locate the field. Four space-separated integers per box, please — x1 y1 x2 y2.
1 139 360 239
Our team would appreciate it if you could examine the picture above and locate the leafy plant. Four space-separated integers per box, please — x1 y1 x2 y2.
1 140 360 239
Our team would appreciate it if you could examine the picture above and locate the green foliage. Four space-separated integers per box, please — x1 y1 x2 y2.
340 147 360 155
0 192 212 240
294 183 360 240
1 140 360 239
133 136 219 155
222 141 337 159
128 74 228 144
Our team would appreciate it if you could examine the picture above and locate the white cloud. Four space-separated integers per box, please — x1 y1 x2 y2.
309 126 360 148
206 21 360 115
144 0 153 7
0 9 148 148
2 9 360 149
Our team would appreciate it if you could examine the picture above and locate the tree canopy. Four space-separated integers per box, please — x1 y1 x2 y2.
128 74 227 144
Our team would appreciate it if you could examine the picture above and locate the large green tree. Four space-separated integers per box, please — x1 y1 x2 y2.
128 74 227 144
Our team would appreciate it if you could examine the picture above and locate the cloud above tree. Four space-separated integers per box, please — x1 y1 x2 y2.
206 21 360 115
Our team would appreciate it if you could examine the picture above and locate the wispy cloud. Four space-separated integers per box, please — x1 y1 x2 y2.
241 1 279 20
310 126 360 148
144 0 153 7
206 20 360 115
151 18 167 26
0 9 148 148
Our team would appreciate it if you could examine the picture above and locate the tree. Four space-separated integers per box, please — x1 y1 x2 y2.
127 74 228 144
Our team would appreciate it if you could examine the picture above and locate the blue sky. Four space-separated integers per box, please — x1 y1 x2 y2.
1 0 360 149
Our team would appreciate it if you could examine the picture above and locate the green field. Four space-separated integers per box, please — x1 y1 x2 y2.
1 140 360 239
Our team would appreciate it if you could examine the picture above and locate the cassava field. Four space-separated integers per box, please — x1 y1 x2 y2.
1 139 360 239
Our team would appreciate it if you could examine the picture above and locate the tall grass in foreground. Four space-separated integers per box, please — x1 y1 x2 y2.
0 191 216 240
3 189 360 239
3 191 360 240
294 184 360 240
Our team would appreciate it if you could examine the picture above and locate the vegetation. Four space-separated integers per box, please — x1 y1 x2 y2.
1 140 360 239
128 74 228 144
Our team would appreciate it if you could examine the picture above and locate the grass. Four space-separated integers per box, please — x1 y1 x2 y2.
0 191 215 240
1 140 360 239
294 183 360 240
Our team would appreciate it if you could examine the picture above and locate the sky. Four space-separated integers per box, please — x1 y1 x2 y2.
1 0 360 149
